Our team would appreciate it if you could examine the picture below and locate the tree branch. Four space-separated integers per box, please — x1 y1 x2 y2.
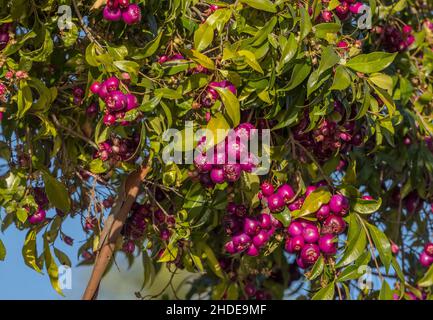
82 165 151 300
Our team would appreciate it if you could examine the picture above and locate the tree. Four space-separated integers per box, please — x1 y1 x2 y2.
1 0 433 300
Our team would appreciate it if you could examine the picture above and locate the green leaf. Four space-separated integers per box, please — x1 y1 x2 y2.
182 48 215 70
352 198 382 214
345 52 397 74
278 33 297 70
17 82 33 118
194 22 214 52
113 60 140 75
418 263 433 287
330 65 351 91
203 112 231 151
131 31 163 60
279 62 311 92
44 237 64 296
379 280 393 300
336 214 367 267
22 229 42 273
198 243 225 279
54 248 72 267
366 222 392 272
237 50 264 74
16 207 28 223
0 238 5 261
89 158 108 174
299 7 312 40
318 46 340 76
240 0 277 13
158 242 178 262
314 23 341 39
368 73 393 93
214 87 240 127
294 188 331 218
42 173 71 213
307 256 324 280
312 281 335 300
272 207 291 227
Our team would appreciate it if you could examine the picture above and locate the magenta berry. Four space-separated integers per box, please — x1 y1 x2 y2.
260 181 274 197
362 195 373 200
123 240 135 254
285 235 304 253
28 208 46 225
118 0 130 9
258 213 272 230
305 186 317 197
244 283 256 297
105 91 127 111
302 225 320 244
391 243 399 255
300 244 320 265
232 233 252 252
243 218 260 236
246 244 259 256
225 241 237 254
122 4 142 25
103 113 116 126
318 234 337 255
287 221 303 237
420 251 433 267
90 81 101 95
329 194 349 215
349 2 363 14
316 204 330 221
322 215 346 234
267 194 284 212
321 10 333 22
210 167 225 184
105 77 120 92
424 243 433 257
277 184 295 202
223 163 241 182
252 230 268 247
125 93 138 111
103 6 122 21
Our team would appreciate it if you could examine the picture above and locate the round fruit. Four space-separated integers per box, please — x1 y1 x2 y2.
318 234 337 255
267 194 284 212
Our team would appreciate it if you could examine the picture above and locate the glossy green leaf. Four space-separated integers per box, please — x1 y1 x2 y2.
43 173 71 213
345 52 397 74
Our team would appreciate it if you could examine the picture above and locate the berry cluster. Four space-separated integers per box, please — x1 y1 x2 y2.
0 23 12 50
223 202 280 257
157 54 185 64
318 0 364 22
292 107 362 161
122 203 175 253
201 80 237 108
89 76 139 126
193 123 258 186
103 0 142 25
72 86 85 105
419 242 433 267
285 192 349 268
94 134 139 163
375 24 415 52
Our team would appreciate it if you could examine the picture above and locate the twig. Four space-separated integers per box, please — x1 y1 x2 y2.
51 114 98 149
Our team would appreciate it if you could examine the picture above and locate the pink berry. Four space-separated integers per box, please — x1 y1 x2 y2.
391 242 399 255
122 4 142 25
318 234 337 255
246 244 259 256
210 167 225 184
321 10 333 22
223 163 241 182
329 194 349 215
305 186 317 197
277 184 295 202
287 221 303 237
103 6 122 21
232 233 252 252
362 195 373 200
267 194 285 212
322 215 346 235
258 213 272 230
284 235 304 253
420 251 433 267
302 225 320 243
125 93 138 111
90 81 101 95
103 113 116 126
349 2 363 14
225 241 236 254
316 204 331 221
104 76 120 92
28 208 46 224
424 243 433 257
261 181 275 197
253 230 269 247
244 218 260 236
300 244 320 265
105 91 127 111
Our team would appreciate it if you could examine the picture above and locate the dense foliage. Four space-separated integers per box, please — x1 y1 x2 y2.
1 0 433 300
